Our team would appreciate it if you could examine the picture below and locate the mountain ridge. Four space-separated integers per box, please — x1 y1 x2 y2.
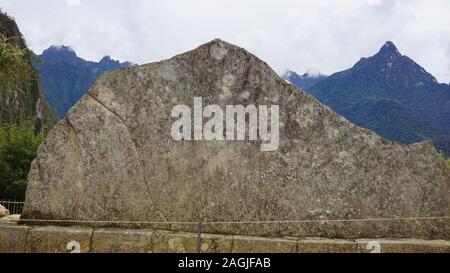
302 41 450 155
34 45 134 117
283 69 327 90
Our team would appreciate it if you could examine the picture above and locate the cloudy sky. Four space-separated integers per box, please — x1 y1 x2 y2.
1 0 450 83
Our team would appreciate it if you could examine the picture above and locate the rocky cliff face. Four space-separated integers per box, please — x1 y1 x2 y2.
22 39 450 238
0 12 57 131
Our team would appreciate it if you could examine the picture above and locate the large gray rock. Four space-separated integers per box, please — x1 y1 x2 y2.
22 39 450 239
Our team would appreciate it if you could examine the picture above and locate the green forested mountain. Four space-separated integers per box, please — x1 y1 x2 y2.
34 46 133 117
0 10 58 131
303 42 450 156
0 10 57 200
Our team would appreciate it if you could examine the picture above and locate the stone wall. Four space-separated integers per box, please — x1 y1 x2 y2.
1 222 449 253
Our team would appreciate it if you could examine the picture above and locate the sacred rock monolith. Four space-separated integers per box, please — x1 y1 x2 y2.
22 39 450 239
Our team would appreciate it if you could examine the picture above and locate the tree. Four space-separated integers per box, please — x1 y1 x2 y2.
0 34 33 94
0 122 44 200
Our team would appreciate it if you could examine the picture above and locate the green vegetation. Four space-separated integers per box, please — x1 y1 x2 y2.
0 11 57 200
1 10 58 129
440 153 450 169
0 34 33 94
0 122 44 200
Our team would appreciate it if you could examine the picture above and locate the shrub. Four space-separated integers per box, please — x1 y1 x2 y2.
0 122 44 199
0 34 33 94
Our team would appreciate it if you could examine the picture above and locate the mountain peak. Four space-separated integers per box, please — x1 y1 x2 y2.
43 45 76 55
378 41 401 57
382 41 397 49
41 45 77 61
99 55 115 64
283 69 327 90
36 46 134 117
101 55 112 61
303 69 325 79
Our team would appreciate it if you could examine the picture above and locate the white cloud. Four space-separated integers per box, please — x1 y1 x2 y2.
66 0 81 6
367 0 381 6
1 0 450 83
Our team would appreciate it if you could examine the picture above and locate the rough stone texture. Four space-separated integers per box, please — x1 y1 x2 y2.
26 226 93 253
152 230 198 253
1 224 450 253
91 228 153 253
232 236 297 253
90 228 234 253
298 238 357 253
199 233 234 253
0 222 29 253
356 239 450 253
0 205 10 218
22 39 450 238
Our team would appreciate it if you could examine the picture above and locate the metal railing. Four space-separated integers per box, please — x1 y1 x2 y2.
0 199 24 215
